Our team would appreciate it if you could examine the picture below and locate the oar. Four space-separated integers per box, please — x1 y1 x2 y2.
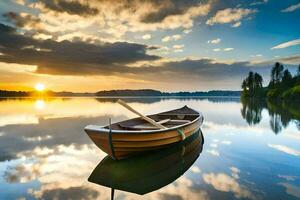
117 99 167 129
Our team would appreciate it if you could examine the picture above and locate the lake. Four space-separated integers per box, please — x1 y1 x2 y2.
0 97 299 200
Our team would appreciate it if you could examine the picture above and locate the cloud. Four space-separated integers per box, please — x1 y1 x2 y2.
1 21 298 90
251 54 263 57
231 21 241 27
250 0 268 6
139 1 211 24
213 48 234 52
208 38 221 44
271 39 300 49
31 0 212 38
268 144 300 156
224 48 234 51
3 12 41 28
38 0 99 16
173 44 184 52
162 34 182 42
142 34 151 40
256 54 300 65
183 29 192 34
206 8 256 27
0 23 159 75
281 3 300 13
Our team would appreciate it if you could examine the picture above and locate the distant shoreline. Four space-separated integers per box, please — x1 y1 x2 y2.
0 89 241 97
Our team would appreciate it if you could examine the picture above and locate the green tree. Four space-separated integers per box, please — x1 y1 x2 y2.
248 71 254 94
270 62 284 87
282 69 293 88
254 73 263 89
241 71 263 97
242 79 247 91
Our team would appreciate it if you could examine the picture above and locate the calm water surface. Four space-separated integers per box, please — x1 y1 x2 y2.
0 97 299 200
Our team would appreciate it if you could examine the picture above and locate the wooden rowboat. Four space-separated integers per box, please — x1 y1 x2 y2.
84 105 204 160
88 130 204 196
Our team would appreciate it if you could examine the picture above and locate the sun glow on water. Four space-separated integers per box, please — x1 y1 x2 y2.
35 100 45 110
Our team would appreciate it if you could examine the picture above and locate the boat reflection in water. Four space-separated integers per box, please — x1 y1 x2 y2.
88 129 204 199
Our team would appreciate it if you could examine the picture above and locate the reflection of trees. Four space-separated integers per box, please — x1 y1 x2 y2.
241 98 300 134
240 98 265 125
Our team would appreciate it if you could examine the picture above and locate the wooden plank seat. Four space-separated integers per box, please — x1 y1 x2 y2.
118 119 192 130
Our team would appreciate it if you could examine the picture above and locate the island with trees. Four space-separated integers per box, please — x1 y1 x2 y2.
240 62 300 133
241 62 300 99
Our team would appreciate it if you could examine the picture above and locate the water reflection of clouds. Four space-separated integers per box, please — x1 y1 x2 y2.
190 166 201 174
268 144 300 156
278 183 300 199
206 149 220 157
145 176 209 200
202 168 258 200
278 175 297 181
3 144 104 199
0 98 299 199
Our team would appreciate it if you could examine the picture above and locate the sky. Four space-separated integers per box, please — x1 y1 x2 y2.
0 0 299 92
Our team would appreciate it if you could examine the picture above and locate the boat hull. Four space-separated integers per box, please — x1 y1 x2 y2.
88 130 204 195
84 106 203 160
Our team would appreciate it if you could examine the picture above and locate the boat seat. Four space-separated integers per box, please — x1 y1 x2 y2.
118 119 191 130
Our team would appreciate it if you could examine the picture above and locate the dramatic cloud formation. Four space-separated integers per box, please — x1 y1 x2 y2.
0 23 159 75
271 39 300 49
38 0 99 16
281 3 300 13
3 12 41 28
0 0 299 91
206 8 256 27
25 0 212 39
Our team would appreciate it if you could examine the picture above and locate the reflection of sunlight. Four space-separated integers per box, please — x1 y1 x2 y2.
35 100 45 110
0 115 38 126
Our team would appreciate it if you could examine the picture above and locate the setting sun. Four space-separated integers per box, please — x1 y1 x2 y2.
35 83 45 92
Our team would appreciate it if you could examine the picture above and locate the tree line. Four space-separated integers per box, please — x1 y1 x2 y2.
241 63 300 99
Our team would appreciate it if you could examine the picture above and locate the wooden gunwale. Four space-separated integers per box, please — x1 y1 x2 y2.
88 119 200 142
84 113 203 135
